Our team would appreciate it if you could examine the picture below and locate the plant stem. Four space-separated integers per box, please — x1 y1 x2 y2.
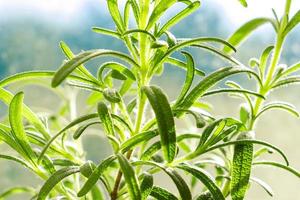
249 0 291 130
110 150 133 200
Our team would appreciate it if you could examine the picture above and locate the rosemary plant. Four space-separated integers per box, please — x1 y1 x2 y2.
0 0 300 199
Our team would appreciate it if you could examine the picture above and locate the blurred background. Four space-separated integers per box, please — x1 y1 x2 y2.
0 0 300 199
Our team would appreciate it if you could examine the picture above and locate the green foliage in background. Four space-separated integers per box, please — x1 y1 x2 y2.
0 0 300 199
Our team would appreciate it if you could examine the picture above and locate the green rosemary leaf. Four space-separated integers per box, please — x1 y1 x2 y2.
280 61 300 77
146 0 177 30
176 67 260 114
0 154 30 169
103 88 121 103
283 10 300 36
202 139 289 165
165 57 205 77
123 29 156 41
77 156 116 197
157 1 201 36
38 113 99 162
97 62 136 84
51 49 138 87
73 122 100 140
257 102 299 118
253 161 300 178
92 27 121 38
231 131 254 200
97 102 115 136
133 160 192 200
250 177 274 197
121 130 158 153
0 187 35 200
175 51 195 105
107 0 125 32
37 166 80 200
173 109 206 128
142 86 176 163
116 153 141 200
9 92 36 164
273 76 300 89
80 161 96 178
224 18 274 54
140 172 154 200
259 46 274 79
177 163 225 200
150 186 178 200
0 88 49 139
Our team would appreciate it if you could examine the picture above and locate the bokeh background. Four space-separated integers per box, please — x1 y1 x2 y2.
0 0 300 199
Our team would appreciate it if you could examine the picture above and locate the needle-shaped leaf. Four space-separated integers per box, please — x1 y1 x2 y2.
177 164 225 200
223 18 274 54
142 86 176 163
273 76 300 89
256 102 299 118
146 0 177 30
0 88 49 139
107 0 125 32
175 51 195 105
103 88 121 103
80 161 96 178
156 37 236 68
98 102 119 151
97 62 136 84
150 186 178 200
259 46 274 79
0 187 35 200
38 113 99 162
166 57 205 77
140 172 154 200
253 161 300 178
123 0 130 29
283 10 300 36
280 61 300 77
121 130 158 153
202 88 265 99
250 177 274 197
9 92 36 164
198 119 225 147
231 131 254 200
157 1 201 36
0 71 97 88
73 122 100 139
0 154 30 169
173 109 206 128
133 160 192 200
51 49 138 87
92 27 121 38
201 139 289 165
123 29 156 41
97 102 114 136
77 156 116 197
116 153 141 200
164 168 192 200
0 128 25 157
175 67 260 114
129 0 140 24
37 166 80 200
60 41 97 82
196 191 214 200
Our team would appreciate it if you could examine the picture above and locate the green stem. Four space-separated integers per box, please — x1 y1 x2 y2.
249 0 291 130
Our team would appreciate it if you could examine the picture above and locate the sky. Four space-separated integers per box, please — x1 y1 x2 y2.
0 0 299 25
